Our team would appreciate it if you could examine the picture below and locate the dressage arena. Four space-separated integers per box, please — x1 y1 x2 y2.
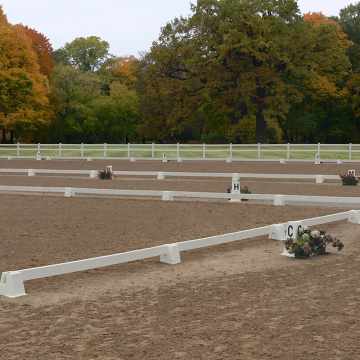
1 158 360 359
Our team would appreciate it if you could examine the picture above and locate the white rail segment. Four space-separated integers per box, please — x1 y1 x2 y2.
16 245 167 282
0 168 341 182
0 185 359 208
1 210 359 298
176 225 273 252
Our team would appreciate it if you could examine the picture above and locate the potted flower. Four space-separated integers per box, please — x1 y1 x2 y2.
284 226 344 259
227 185 251 201
97 169 115 180
340 173 359 186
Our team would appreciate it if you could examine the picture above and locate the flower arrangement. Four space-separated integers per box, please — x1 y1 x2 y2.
340 173 359 186
97 169 115 180
241 185 251 194
227 185 251 194
284 226 344 259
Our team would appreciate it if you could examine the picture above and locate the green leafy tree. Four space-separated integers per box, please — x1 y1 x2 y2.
92 82 140 143
138 0 317 143
336 3 360 72
53 36 116 72
336 3 360 141
50 64 102 142
139 0 353 144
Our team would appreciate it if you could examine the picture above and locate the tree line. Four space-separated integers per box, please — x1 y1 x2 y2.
1 0 360 144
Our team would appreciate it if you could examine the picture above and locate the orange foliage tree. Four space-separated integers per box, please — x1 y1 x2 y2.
18 25 56 79
0 6 51 143
109 55 139 88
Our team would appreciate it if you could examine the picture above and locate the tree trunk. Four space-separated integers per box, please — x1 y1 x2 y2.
255 86 267 144
2 128 7 144
255 110 267 143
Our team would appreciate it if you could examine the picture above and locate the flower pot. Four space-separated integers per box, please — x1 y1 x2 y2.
294 252 309 259
341 179 358 186
99 172 111 179
314 246 329 255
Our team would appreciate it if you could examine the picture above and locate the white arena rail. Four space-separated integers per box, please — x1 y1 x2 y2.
0 168 340 183
1 210 359 298
0 185 359 208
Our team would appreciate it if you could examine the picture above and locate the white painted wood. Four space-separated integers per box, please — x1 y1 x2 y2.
1 210 359 297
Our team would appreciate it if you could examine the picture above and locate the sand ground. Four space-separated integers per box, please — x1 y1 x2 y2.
0 158 360 359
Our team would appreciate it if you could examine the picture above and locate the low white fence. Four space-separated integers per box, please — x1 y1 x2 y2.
1 142 360 160
0 184 357 206
0 168 341 183
1 210 359 298
0 185 358 208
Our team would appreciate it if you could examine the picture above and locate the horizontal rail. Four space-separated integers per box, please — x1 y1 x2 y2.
1 210 359 297
0 168 341 182
177 225 273 251
0 185 359 208
19 245 166 281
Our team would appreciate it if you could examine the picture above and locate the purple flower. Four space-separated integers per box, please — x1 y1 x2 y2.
303 245 311 255
325 236 333 244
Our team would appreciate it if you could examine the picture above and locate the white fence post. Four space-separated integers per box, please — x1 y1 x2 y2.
349 143 352 160
177 143 180 159
152 143 155 158
287 143 290 159
318 143 321 157
127 143 130 158
258 143 261 159
17 143 20 157
81 143 84 157
59 143 62 157
104 143 107 157
203 143 206 159
230 143 232 161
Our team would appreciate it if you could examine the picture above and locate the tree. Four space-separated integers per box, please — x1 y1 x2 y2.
0 6 50 143
53 36 116 72
138 1 354 144
298 13 352 143
18 25 56 79
139 0 315 143
50 64 102 142
92 82 140 143
336 2 360 72
108 55 139 88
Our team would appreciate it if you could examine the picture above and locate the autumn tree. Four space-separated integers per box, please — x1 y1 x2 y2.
294 12 352 143
18 25 56 79
0 6 50 143
108 55 139 88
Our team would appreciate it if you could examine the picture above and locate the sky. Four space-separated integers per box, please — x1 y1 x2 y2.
0 0 355 58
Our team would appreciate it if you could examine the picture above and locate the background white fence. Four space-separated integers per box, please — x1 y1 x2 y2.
1 143 360 160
